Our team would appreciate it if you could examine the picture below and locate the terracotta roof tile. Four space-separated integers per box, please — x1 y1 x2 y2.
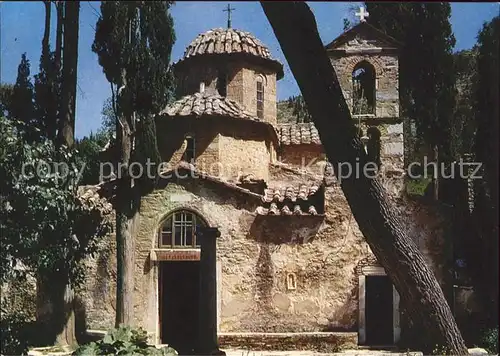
182 28 274 62
160 93 261 121
175 28 284 79
262 184 320 203
277 123 321 146
255 183 324 216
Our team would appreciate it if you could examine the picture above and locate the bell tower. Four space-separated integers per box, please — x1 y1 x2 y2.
325 12 405 193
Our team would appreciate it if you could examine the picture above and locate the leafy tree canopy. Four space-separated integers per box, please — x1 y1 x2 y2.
365 3 456 159
0 117 112 286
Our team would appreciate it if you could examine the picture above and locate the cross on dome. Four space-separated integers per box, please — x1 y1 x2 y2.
355 6 369 22
223 4 236 28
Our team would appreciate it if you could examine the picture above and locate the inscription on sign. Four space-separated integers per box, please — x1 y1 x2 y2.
169 193 192 202
151 249 200 261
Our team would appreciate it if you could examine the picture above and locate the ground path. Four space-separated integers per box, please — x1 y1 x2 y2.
223 350 422 356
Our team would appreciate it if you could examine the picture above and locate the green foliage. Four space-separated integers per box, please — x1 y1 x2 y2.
277 95 312 124
9 54 39 141
34 46 61 142
73 326 177 355
75 130 110 185
452 49 478 158
406 177 432 197
0 83 14 117
480 328 499 354
0 309 35 355
0 116 112 286
431 344 453 355
92 1 176 189
343 18 351 32
100 97 116 136
1 274 38 355
92 1 176 117
474 16 499 198
466 16 500 331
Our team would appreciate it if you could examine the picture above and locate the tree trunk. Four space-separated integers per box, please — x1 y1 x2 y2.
38 2 80 347
42 2 51 56
114 70 136 327
36 274 76 347
55 1 63 72
260 2 467 354
58 0 79 148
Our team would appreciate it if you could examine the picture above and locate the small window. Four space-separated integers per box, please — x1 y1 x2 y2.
182 135 195 163
287 273 297 290
159 210 207 248
256 77 264 119
217 69 227 97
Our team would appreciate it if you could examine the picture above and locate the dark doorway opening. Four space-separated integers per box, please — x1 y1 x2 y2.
365 275 394 346
160 261 200 354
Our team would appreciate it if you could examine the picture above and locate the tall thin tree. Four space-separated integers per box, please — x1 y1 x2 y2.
58 1 80 148
93 1 176 326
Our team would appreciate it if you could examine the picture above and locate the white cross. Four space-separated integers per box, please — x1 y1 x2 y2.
355 6 369 22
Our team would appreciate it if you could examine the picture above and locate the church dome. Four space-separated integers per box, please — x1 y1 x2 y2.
176 28 284 79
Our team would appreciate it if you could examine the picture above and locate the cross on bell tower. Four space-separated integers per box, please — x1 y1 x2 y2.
355 6 369 22
223 4 235 28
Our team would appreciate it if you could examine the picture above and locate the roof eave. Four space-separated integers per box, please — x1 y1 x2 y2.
156 113 280 148
324 21 402 51
173 52 284 80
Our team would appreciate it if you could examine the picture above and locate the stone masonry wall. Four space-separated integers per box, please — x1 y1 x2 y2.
279 145 325 167
156 118 274 181
237 63 277 125
80 164 449 341
217 134 271 181
156 119 221 175
176 60 278 126
329 52 399 118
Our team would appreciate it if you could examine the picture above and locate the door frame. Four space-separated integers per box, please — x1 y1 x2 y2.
154 254 222 345
358 266 400 345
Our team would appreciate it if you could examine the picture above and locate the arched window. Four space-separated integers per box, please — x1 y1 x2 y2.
159 210 207 248
366 127 381 169
256 76 264 119
182 135 195 163
352 61 376 115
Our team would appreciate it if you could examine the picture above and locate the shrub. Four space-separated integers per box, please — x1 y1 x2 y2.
431 344 453 355
72 326 177 355
0 309 35 355
0 276 37 355
480 328 499 354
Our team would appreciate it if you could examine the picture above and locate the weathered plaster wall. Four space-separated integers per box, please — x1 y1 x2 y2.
80 214 117 330
80 173 372 337
80 167 449 344
156 118 274 181
218 134 271 181
176 63 219 96
156 119 220 172
279 145 326 167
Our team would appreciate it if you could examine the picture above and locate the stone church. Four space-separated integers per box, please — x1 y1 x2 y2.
81 18 450 353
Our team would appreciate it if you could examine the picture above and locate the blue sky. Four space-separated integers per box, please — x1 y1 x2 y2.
1 2 499 139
